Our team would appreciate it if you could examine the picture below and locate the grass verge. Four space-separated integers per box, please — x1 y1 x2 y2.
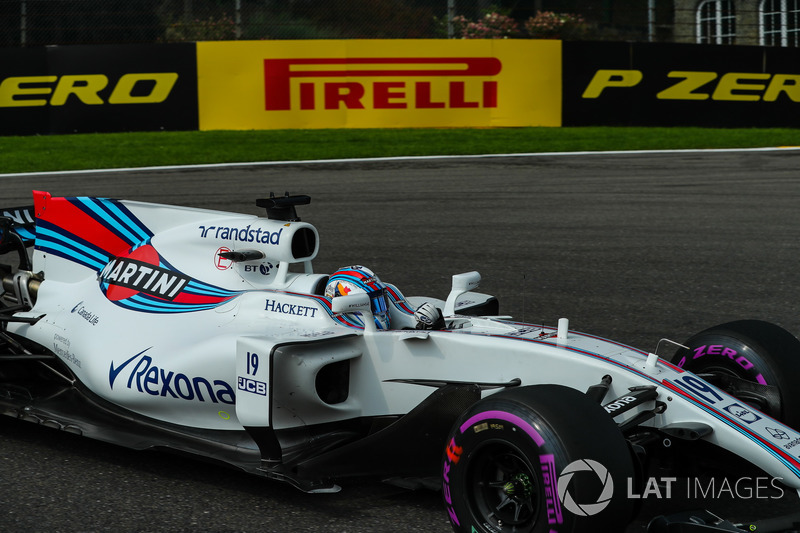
1 127 799 174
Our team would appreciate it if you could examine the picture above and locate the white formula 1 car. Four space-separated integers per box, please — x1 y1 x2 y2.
1 192 800 533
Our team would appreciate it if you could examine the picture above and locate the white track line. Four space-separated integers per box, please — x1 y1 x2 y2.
2 146 800 178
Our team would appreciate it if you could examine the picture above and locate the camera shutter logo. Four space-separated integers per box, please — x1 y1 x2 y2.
557 459 614 517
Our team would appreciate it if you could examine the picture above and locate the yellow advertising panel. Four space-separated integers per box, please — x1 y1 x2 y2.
197 40 561 130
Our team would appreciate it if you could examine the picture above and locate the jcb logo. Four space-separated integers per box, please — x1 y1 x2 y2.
0 73 179 107
583 69 800 102
263 57 502 111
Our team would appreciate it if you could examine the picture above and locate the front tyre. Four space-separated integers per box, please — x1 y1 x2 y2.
443 384 636 533
673 320 800 429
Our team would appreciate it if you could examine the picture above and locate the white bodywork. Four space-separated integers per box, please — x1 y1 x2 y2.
7 192 800 497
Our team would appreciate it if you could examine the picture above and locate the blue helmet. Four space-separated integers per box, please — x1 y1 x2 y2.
325 265 390 330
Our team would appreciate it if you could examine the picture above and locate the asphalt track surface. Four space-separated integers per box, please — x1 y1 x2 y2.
2 150 800 532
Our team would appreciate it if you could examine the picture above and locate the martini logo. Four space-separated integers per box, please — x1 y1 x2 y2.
99 244 190 301
264 57 502 111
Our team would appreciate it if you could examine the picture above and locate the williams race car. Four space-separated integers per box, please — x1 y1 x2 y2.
1 192 800 533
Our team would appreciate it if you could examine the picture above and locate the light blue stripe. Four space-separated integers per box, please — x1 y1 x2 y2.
104 200 151 242
15 227 35 240
185 280 238 297
37 239 107 269
37 226 109 263
129 293 220 311
119 296 217 313
77 197 138 245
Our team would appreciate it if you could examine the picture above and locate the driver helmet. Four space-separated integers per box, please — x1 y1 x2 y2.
325 265 390 330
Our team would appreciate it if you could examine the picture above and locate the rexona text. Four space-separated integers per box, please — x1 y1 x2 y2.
109 348 235 404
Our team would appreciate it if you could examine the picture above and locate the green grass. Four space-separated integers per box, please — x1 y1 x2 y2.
1 127 800 174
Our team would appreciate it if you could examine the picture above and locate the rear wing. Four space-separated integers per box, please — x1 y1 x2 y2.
0 205 35 241
0 205 36 270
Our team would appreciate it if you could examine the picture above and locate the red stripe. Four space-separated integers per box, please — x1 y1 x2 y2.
171 292 234 305
36 194 131 256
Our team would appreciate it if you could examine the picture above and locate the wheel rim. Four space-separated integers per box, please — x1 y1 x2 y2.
467 441 540 530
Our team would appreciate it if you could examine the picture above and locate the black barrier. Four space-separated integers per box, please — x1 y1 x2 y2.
4 40 800 134
0 43 198 135
562 41 800 128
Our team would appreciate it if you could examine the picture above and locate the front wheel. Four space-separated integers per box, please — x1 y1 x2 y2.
672 320 800 429
443 384 637 533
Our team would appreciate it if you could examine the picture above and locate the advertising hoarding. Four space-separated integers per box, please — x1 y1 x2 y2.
197 40 562 130
0 43 198 135
562 41 800 127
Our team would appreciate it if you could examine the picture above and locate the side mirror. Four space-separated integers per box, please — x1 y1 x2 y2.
331 293 376 332
331 293 371 314
444 271 481 316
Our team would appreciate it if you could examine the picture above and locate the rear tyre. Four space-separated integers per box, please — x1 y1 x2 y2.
443 384 636 533
673 320 800 429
